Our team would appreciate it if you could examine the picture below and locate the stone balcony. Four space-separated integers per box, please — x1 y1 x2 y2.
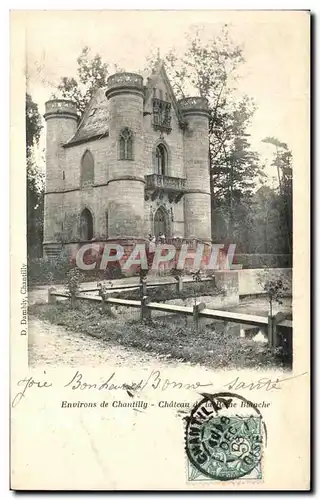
144 174 186 203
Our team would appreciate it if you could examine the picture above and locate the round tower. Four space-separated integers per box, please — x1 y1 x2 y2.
179 97 211 242
43 100 78 255
105 73 145 240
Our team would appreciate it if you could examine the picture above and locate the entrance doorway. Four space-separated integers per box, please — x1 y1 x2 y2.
154 207 169 237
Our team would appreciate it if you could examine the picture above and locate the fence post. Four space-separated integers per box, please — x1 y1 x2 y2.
140 279 147 299
102 297 113 316
140 296 151 321
48 286 57 304
193 302 206 332
223 320 229 336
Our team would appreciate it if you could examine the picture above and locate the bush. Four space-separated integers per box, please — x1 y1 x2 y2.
66 267 83 297
28 249 124 287
235 254 292 269
28 254 74 286
257 269 290 316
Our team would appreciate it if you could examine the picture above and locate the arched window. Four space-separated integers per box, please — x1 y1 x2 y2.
80 208 93 241
155 144 168 176
80 150 94 188
119 128 133 160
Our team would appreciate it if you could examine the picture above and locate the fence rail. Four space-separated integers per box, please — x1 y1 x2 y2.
79 276 215 294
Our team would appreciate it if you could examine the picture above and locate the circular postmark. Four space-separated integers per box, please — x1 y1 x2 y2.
185 392 266 481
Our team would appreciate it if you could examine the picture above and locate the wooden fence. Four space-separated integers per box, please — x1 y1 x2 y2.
79 276 215 294
48 283 292 350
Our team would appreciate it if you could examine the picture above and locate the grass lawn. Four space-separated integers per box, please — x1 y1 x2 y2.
29 300 291 370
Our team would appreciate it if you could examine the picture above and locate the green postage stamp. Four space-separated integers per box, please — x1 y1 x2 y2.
185 393 265 482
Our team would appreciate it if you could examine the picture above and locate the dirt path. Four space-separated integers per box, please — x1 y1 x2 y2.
28 317 175 368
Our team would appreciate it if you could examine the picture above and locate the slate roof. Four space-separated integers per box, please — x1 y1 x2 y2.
65 88 109 146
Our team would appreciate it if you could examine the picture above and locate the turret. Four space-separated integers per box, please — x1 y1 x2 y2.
179 97 211 242
44 99 78 192
105 73 145 240
43 100 78 253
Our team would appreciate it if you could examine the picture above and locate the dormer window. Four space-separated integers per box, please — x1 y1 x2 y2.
119 128 133 160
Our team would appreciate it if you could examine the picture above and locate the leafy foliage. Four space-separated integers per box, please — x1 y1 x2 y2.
26 93 44 257
262 138 293 253
26 93 43 156
162 26 264 240
66 267 83 301
53 46 110 117
257 270 289 316
170 267 183 280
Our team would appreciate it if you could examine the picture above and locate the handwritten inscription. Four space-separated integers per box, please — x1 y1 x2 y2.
12 376 53 407
224 376 282 392
224 371 308 392
64 370 213 393
11 370 308 407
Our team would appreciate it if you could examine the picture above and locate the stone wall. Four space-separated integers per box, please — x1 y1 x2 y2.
238 268 292 296
44 137 111 246
182 113 211 241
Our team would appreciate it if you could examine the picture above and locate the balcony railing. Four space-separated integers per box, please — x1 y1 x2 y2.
145 174 186 203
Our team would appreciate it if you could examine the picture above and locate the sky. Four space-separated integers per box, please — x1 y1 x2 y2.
24 10 309 184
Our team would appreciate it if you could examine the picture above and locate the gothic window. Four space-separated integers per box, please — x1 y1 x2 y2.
119 128 133 160
80 150 94 188
80 208 93 241
155 144 168 176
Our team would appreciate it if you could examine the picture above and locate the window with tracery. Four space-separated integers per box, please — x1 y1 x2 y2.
155 144 168 176
119 128 133 160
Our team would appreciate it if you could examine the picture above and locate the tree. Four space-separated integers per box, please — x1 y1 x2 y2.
262 138 293 253
26 93 42 157
257 270 289 317
26 93 44 257
162 25 264 240
53 46 110 117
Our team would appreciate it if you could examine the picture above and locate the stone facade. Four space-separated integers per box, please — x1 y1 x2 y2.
43 64 211 257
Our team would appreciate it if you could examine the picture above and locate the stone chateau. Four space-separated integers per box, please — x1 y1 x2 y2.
43 63 211 257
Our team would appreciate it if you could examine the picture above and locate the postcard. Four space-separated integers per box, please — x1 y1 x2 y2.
10 10 310 490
